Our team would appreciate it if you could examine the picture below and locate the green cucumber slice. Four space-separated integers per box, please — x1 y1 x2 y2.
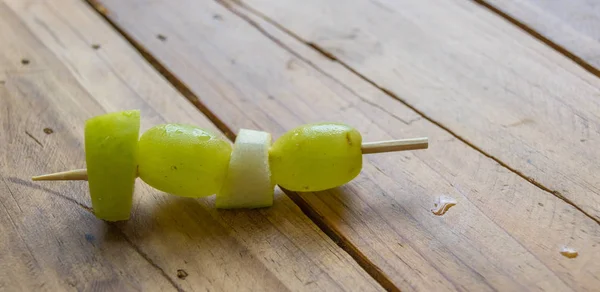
84 110 140 221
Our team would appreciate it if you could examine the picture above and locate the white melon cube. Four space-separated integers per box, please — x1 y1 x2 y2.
216 129 274 208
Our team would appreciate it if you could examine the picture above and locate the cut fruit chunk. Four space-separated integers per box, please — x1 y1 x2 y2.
217 129 274 209
84 110 140 221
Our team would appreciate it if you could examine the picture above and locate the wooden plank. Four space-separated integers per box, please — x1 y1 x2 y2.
227 0 600 222
93 0 600 291
0 0 383 291
477 0 600 75
0 4 175 291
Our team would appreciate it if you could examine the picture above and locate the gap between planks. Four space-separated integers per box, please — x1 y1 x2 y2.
86 0 236 141
470 0 600 82
83 1 401 291
219 0 600 225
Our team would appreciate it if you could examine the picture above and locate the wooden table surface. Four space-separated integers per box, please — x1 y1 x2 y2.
1 0 598 291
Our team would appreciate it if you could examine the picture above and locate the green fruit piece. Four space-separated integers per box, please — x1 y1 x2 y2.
269 123 362 192
138 124 232 197
217 129 273 209
85 110 140 221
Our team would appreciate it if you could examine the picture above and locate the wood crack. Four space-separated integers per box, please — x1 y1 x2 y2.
7 177 92 213
280 187 400 292
83 0 236 141
107 222 186 292
3 177 23 213
471 0 600 79
25 131 43 147
224 0 600 225
306 42 337 61
220 1 417 129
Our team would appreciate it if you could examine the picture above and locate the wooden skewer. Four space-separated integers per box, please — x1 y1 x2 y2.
31 137 428 181
360 137 428 154
32 169 88 181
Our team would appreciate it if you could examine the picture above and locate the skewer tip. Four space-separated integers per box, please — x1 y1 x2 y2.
31 169 88 181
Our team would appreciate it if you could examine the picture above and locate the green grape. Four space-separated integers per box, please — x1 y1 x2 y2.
138 124 232 197
269 123 362 192
85 110 140 221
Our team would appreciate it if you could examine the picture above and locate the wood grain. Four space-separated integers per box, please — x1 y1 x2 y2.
231 0 600 223
478 0 600 75
94 0 600 290
0 0 382 291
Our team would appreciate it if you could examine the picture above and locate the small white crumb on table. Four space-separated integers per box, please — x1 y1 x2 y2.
431 195 457 216
560 246 578 259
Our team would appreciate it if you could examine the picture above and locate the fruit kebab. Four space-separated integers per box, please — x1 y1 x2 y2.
32 110 428 221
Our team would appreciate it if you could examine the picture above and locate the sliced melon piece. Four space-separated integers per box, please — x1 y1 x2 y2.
84 110 140 221
216 129 274 209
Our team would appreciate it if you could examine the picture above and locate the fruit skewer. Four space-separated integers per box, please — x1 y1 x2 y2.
31 110 428 221
32 138 428 182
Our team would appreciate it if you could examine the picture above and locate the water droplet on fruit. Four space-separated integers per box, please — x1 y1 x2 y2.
164 124 181 134
193 129 211 141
